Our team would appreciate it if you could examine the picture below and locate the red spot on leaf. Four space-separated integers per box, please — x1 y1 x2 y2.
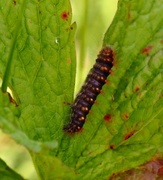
124 130 136 141
88 151 92 155
126 4 131 21
134 86 140 92
67 58 71 64
109 144 115 150
141 45 153 55
66 26 74 32
158 167 163 176
63 101 67 105
61 11 69 21
138 92 142 97
100 90 104 94
13 0 16 5
104 114 112 122
63 101 72 106
127 11 131 20
123 112 129 120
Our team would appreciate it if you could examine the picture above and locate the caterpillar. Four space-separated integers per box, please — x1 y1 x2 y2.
63 46 114 133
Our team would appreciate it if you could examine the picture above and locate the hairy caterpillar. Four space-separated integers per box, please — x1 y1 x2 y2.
63 47 114 133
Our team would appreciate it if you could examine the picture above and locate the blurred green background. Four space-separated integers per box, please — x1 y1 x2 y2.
72 0 118 93
0 0 118 179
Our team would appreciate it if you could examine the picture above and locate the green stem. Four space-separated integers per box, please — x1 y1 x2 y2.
1 0 26 92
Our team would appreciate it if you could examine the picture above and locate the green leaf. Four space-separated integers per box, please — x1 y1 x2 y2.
0 0 76 179
58 0 163 179
0 158 24 180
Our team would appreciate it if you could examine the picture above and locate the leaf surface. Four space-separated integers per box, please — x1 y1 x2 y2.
0 0 76 179
59 0 163 179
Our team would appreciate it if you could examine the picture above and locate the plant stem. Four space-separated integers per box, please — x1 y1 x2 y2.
1 0 26 92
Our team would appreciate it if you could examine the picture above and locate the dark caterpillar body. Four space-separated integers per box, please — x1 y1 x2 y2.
64 47 114 133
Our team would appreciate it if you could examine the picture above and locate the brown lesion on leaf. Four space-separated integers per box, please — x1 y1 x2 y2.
104 114 112 122
124 93 128 98
134 86 140 92
66 26 74 32
123 130 136 141
109 144 115 150
109 157 163 179
141 45 153 56
127 4 131 21
13 0 16 5
122 112 129 120
67 58 71 64
61 11 70 21
126 2 134 22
